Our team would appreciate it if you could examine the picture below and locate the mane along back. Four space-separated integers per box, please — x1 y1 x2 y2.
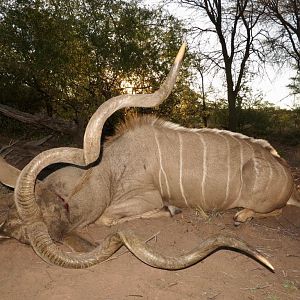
107 114 280 158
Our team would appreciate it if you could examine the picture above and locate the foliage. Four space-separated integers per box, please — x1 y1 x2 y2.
288 71 300 100
0 0 196 137
0 0 299 147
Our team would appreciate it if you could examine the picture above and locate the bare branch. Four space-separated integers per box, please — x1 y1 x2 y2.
0 104 77 135
173 0 267 130
262 0 300 67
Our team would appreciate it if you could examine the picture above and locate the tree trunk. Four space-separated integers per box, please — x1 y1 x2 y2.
44 97 54 117
228 91 237 131
199 69 208 127
0 104 78 136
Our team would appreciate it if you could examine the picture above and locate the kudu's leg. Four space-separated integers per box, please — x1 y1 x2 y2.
233 156 291 224
234 208 283 224
96 190 181 226
99 206 180 226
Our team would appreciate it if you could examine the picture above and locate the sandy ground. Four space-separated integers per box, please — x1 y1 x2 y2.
0 141 299 300
1 205 299 299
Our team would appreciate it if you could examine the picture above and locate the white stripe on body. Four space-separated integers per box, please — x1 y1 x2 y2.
262 151 273 200
277 160 289 202
217 133 231 208
154 129 171 199
178 133 189 207
230 135 244 205
248 143 258 194
238 140 257 205
196 133 207 209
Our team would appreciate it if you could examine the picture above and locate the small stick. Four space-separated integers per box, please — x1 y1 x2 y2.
0 139 20 154
240 283 272 291
103 231 160 263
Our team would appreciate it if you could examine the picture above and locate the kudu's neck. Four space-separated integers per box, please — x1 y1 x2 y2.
44 157 112 231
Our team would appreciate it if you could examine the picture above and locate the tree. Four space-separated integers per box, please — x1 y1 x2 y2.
0 0 196 141
190 53 214 127
173 0 266 131
288 75 300 95
260 1 300 105
262 0 300 69
0 0 93 123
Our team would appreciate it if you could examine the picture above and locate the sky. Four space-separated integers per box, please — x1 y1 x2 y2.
144 0 298 108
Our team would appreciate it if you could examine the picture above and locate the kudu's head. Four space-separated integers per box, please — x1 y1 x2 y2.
0 159 70 244
1 44 274 271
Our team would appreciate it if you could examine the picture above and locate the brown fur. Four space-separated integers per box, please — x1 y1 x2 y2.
0 115 298 244
108 114 281 159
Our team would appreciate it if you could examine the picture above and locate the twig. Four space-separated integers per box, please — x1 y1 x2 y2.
1 149 14 159
240 283 272 291
103 231 160 263
286 254 300 258
208 292 221 299
0 139 19 153
24 134 53 147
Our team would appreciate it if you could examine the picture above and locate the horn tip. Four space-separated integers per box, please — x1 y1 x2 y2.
255 253 274 272
175 42 187 64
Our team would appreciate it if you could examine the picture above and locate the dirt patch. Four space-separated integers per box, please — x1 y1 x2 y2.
0 140 300 300
1 207 299 300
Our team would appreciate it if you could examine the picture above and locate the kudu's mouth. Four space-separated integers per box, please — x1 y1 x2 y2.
13 43 274 271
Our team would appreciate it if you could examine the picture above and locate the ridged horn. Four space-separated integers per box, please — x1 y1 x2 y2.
119 231 274 271
15 148 85 222
13 44 186 267
28 225 274 270
14 149 274 269
83 42 187 165
13 43 274 271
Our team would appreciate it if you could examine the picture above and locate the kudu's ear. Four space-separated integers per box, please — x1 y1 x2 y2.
0 156 21 189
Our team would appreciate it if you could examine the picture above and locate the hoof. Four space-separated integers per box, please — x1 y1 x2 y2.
166 205 182 217
234 208 255 223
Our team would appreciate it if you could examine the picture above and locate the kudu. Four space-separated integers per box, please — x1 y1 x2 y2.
0 44 299 270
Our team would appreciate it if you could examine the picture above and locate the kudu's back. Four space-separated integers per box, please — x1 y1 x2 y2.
110 116 294 213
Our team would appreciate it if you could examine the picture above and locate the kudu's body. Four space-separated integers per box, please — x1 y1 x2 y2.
0 44 299 270
64 115 295 227
1 115 297 242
